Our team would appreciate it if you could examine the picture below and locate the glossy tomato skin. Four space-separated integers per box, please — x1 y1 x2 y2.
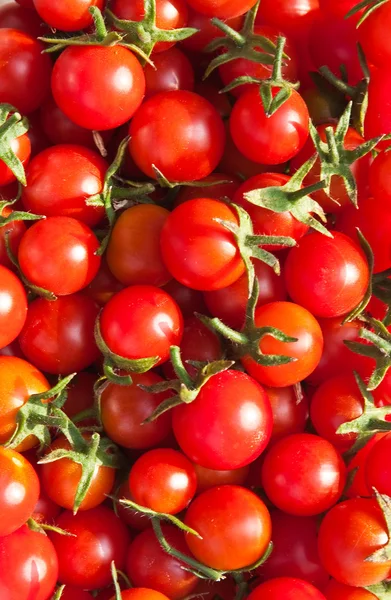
318 498 391 587
358 1 391 68
365 432 391 498
19 294 100 374
0 206 26 269
129 91 225 182
0 265 27 349
184 485 272 571
0 29 51 114
267 385 308 443
50 506 131 590
52 45 145 130
248 578 327 600
365 71 391 144
18 216 101 295
186 0 257 18
0 447 40 536
110 591 170 600
100 285 183 365
369 150 391 209
242 302 323 387
284 232 369 318
22 144 107 227
230 87 309 165
261 433 346 516
323 579 378 599
144 47 194 98
33 0 104 31
160 198 245 291
0 129 30 186
173 370 273 470
126 525 199 600
0 524 58 600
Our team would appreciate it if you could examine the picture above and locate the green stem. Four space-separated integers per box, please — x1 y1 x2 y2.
271 36 286 81
90 6 108 41
325 126 340 163
170 346 195 389
210 18 246 46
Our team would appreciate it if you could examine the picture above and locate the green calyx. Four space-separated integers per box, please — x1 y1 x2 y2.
0 185 44 227
343 229 374 322
372 268 391 326
151 164 232 190
244 155 330 236
309 101 382 207
365 490 391 563
346 0 389 26
0 104 30 187
366 580 391 600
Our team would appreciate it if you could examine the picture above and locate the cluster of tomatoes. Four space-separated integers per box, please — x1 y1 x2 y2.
1 0 391 599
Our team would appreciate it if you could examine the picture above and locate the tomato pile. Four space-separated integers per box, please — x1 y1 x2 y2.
1 0 391 599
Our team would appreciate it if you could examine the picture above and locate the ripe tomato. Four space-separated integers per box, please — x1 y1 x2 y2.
52 45 145 130
163 279 207 318
0 524 58 600
182 7 243 52
33 0 104 31
0 265 27 349
60 588 93 600
261 433 346 516
365 70 391 144
346 433 388 499
129 91 225 182
107 204 172 287
116 481 151 531
365 432 391 498
184 485 271 570
19 294 100 374
186 0 257 19
174 173 240 206
0 3 43 38
318 498 391 586
173 369 273 470
110 591 170 600
248 578 327 600
0 126 30 186
0 446 39 536
18 216 101 295
230 87 309 165
144 47 194 98
0 206 26 269
266 385 309 443
50 506 131 590
85 257 124 306
100 285 183 365
369 150 391 209
22 144 107 227
242 302 323 387
358 1 391 68
160 198 245 291
324 579 378 599
194 463 250 494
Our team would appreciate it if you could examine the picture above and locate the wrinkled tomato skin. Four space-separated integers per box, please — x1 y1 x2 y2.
33 0 104 31
248 578 327 600
323 579 378 599
0 264 27 349
144 47 194 98
0 206 26 269
267 385 308 443
365 432 391 498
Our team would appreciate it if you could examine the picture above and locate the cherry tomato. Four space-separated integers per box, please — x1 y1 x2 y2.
0 264 27 349
162 279 207 318
369 150 391 210
52 45 145 131
129 91 225 182
219 122 275 179
85 257 124 306
144 47 194 98
0 206 26 269
186 0 257 19
261 433 346 516
324 579 378 600
174 172 241 206
256 0 319 42
184 485 271 570
358 1 391 69
266 385 309 443
60 588 94 600
0 3 43 38
248 578 327 600
116 481 151 531
194 463 250 494
365 432 391 498
33 0 104 31
365 70 391 145
346 433 388 499
182 7 243 52
32 486 62 525
110 591 170 600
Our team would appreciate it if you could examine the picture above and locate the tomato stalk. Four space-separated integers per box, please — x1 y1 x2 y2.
0 186 43 227
0 104 30 186
151 164 232 189
27 518 76 538
110 562 132 600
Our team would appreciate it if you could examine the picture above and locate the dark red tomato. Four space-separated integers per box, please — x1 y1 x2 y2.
0 524 58 600
111 0 188 53
194 463 249 494
129 91 225 182
185 485 271 570
261 433 346 516
182 7 243 52
16 0 35 7
0 29 51 114
0 265 27 349
22 145 107 227
318 0 362 19
32 486 62 525
324 579 378 599
0 127 30 186
193 578 236 600
162 279 207 318
369 150 391 209
248 578 326 600
365 71 391 146
50 506 131 590
110 591 170 600
346 433 388 499
107 205 171 287
318 498 391 586
186 0 257 18
0 3 43 38
258 512 329 588
101 372 172 449
18 216 101 295
233 172 309 249
172 370 273 470
230 87 309 165
365 432 391 498
242 302 323 387
25 109 51 157
129 448 197 514
195 80 233 120
0 206 26 269
0 446 39 536
358 1 391 68
160 198 245 291
63 371 96 421
19 293 100 374
174 172 241 206
85 257 124 306
0 338 24 359
204 259 287 330
116 481 151 531
284 232 369 318
33 0 104 31
100 285 183 365
219 122 277 179
144 47 194 98
256 0 320 42
126 525 199 600
266 385 308 443
60 588 93 600
52 45 145 131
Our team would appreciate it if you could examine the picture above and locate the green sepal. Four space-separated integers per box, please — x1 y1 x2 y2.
365 490 391 563
366 580 391 599
345 0 389 26
0 104 30 186
50 586 65 600
343 229 374 322
151 164 232 189
372 268 391 326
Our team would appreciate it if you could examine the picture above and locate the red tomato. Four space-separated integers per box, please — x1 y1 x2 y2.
144 47 194 98
242 302 323 387
369 150 391 209
0 206 26 269
248 578 327 600
194 463 250 494
162 279 207 318
129 91 225 182
266 385 309 443
324 579 378 600
62 371 96 421
85 257 124 306
33 0 104 31
186 0 257 19
358 1 391 68
184 485 271 570
0 265 27 349
181 7 243 52
52 45 145 130
110 591 170 600
0 126 30 186
32 486 62 525
346 433 388 499
0 3 43 38
256 0 319 42
365 432 391 498
116 481 151 531
172 370 273 470
261 433 346 516
174 172 241 206
60 588 93 600
365 70 391 145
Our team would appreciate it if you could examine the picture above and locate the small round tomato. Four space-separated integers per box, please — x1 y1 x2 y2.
346 433 388 499
0 206 26 269
323 579 378 600
144 47 194 98
22 144 107 227
266 385 308 443
284 232 369 318
248 578 327 600
182 7 243 52
194 463 250 494
18 216 101 296
0 3 43 38
129 91 225 182
230 87 309 165
163 279 207 318
365 432 391 498
365 71 391 144
369 150 391 209
33 0 104 31
85 257 124 306
186 0 257 19
318 498 391 587
0 265 27 349
174 172 240 206
110 591 170 600
242 302 323 387
261 433 346 516
0 126 30 186
184 485 271 571
107 204 172 287
0 446 40 536
100 285 183 365
160 198 245 291
358 0 391 68
52 45 145 131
